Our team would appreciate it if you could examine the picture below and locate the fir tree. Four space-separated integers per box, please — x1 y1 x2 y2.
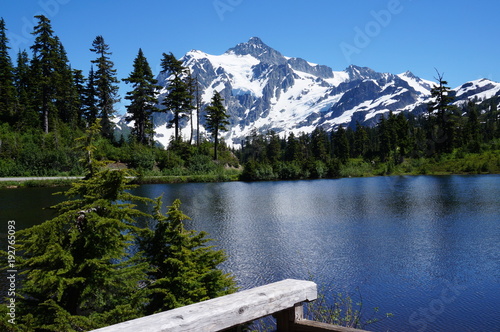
332 125 349 164
53 38 79 126
353 122 369 158
83 66 99 125
30 15 60 133
284 132 301 162
205 90 230 160
194 75 202 146
311 127 329 162
0 18 17 124
160 52 194 142
123 48 160 145
394 113 412 159
72 69 87 127
13 50 37 128
464 100 482 153
141 198 236 314
90 35 119 140
266 130 282 163
427 71 458 154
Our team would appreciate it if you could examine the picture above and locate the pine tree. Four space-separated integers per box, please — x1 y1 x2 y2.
285 132 302 162
353 122 369 158
72 69 87 128
13 50 37 128
311 127 329 162
141 199 236 314
205 90 230 160
186 74 196 145
266 130 282 163
194 75 202 146
53 38 79 126
464 100 481 153
160 52 194 142
123 48 160 145
83 66 99 125
90 35 119 140
394 113 412 161
0 18 17 125
332 125 349 164
30 15 60 133
427 71 458 154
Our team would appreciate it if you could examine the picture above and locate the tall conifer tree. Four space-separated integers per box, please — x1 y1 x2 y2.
90 35 119 140
427 71 457 154
205 90 230 160
83 66 99 125
54 38 79 126
30 15 60 133
123 48 159 145
14 50 38 128
0 18 16 124
72 69 87 127
160 52 194 142
332 125 349 164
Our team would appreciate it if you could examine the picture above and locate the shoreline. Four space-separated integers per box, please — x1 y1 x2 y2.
1 171 498 189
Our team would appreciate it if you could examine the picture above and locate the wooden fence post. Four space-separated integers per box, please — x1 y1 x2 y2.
274 302 304 332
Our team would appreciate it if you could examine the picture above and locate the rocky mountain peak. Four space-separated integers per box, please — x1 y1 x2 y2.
148 38 500 148
226 37 287 65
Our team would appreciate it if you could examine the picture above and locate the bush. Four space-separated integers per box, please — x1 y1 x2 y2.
128 146 156 171
0 158 20 177
275 161 303 180
187 154 218 174
240 160 276 181
157 150 185 171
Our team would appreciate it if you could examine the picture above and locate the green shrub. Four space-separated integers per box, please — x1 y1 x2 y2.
187 154 218 174
240 160 276 181
275 161 303 180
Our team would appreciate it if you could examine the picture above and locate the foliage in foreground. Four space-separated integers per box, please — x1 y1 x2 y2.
0 122 235 331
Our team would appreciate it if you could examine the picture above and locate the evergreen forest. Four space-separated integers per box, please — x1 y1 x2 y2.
1 15 500 183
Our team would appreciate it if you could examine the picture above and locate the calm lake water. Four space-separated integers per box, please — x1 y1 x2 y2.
2 175 499 331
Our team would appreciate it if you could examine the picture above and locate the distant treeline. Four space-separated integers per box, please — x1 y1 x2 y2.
237 90 500 180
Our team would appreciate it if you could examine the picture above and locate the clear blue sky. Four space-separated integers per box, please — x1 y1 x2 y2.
2 0 499 114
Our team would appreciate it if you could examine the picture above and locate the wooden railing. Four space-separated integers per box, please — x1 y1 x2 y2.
90 279 370 332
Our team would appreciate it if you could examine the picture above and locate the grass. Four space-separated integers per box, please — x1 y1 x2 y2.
0 169 243 189
0 178 77 189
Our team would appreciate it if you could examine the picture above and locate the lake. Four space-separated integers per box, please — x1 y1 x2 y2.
1 175 499 331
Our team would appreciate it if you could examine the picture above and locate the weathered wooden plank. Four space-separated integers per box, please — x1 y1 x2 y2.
293 320 371 332
90 279 317 332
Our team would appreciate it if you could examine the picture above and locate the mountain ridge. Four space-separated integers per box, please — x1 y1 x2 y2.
151 37 500 147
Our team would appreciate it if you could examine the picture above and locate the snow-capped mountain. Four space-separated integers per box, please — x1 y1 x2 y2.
151 37 500 147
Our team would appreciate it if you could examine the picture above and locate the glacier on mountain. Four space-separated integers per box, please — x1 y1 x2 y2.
150 37 500 148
